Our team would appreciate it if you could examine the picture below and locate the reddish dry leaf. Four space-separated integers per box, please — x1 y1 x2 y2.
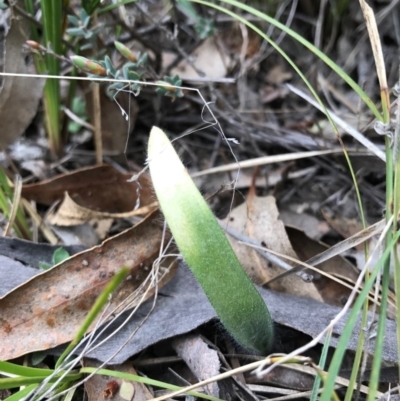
102 380 119 399
22 164 153 213
0 212 176 360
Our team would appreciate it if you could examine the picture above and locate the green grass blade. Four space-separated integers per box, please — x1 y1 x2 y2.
55 267 130 368
197 0 381 120
80 368 223 401
310 329 332 401
0 373 81 390
320 231 400 401
3 384 38 401
0 361 55 378
0 169 30 239
366 249 391 401
392 84 400 382
40 0 63 155
343 310 368 401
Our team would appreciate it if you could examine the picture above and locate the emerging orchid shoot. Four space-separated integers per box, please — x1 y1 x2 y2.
147 126 273 353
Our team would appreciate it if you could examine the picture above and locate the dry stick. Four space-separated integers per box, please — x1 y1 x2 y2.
265 218 387 285
21 199 58 244
238 242 384 308
287 84 386 161
148 356 309 401
192 149 348 177
63 107 95 131
219 221 312 282
147 355 378 401
4 174 22 237
92 82 102 164
91 12 103 165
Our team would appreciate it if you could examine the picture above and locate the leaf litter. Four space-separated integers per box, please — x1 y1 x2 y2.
0 211 177 360
83 359 152 401
0 162 397 368
22 164 154 213
0 239 397 365
1 0 399 397
22 164 157 242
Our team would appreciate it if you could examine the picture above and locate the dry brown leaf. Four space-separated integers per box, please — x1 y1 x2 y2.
286 226 359 307
0 212 176 360
222 195 322 301
170 37 231 79
47 192 157 226
0 10 45 147
50 221 112 246
86 89 138 154
84 359 153 401
279 210 330 241
22 164 153 212
219 23 261 58
265 64 293 85
322 211 365 251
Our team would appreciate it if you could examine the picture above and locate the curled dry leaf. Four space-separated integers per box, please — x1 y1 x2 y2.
102 380 119 399
22 164 157 227
22 164 153 211
46 192 157 226
0 212 176 360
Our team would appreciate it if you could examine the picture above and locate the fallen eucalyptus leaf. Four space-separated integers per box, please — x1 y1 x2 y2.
0 212 176 360
1 262 398 365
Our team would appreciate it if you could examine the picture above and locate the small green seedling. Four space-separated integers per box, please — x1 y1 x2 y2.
39 247 70 270
147 127 273 353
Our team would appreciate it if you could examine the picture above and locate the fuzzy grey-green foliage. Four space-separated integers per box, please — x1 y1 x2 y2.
148 126 273 353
